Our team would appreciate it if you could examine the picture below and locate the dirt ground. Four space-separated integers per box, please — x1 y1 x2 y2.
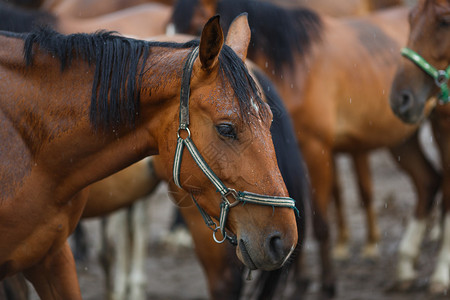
28 123 448 300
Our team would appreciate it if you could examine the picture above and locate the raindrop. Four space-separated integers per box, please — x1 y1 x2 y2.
349 98 352 104
398 156 401 162
265 61 268 68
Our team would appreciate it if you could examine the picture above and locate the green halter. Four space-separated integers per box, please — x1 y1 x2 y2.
401 47 450 104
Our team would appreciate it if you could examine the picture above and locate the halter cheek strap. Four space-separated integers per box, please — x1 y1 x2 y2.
172 46 298 245
401 47 450 104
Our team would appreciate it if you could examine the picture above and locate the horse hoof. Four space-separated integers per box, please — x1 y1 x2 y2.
360 243 379 259
332 243 350 261
429 281 449 295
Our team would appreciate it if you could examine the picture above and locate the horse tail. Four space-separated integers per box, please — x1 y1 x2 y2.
250 67 309 299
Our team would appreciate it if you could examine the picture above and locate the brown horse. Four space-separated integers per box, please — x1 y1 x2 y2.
390 0 450 294
149 58 307 300
170 0 441 296
262 0 404 16
73 57 307 300
0 1 173 39
0 15 298 298
41 0 175 18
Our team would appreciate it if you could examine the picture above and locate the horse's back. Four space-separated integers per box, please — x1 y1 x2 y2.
298 7 416 150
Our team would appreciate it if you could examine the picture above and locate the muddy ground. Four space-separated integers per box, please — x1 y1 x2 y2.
28 124 448 300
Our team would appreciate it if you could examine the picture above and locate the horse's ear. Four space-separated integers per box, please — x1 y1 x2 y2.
199 15 224 70
225 13 251 61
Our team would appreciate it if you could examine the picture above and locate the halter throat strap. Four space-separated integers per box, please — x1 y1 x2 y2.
172 46 298 244
401 47 450 104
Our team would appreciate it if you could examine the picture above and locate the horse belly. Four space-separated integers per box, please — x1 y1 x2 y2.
334 117 418 151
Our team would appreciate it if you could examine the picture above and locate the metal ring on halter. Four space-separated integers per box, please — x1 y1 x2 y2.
213 226 227 243
435 70 449 87
177 127 191 139
222 188 240 207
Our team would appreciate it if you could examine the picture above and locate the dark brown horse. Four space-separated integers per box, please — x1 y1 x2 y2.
170 0 440 296
0 15 298 298
390 0 450 294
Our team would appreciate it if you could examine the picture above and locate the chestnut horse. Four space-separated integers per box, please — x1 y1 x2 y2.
73 62 307 300
151 62 308 300
41 0 175 18
390 0 450 294
170 0 441 296
259 0 403 16
0 1 172 39
0 15 299 298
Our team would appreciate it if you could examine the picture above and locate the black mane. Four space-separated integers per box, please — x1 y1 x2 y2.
0 1 56 33
16 28 265 130
171 0 323 72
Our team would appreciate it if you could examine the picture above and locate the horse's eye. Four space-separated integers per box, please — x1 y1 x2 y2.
216 123 237 139
438 16 450 27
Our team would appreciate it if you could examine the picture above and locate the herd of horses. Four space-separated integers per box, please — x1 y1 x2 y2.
0 0 449 299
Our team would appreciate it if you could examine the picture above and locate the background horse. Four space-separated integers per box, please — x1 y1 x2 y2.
0 15 298 298
170 0 440 296
0 0 172 39
390 0 450 294
79 158 161 300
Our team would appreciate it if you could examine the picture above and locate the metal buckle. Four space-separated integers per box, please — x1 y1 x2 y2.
222 188 240 207
212 226 227 244
177 126 191 139
435 70 449 87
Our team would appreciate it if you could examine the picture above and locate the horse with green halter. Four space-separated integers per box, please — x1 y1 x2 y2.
401 47 450 104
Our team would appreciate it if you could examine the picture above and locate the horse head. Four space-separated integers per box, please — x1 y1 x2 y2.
390 0 450 123
154 15 298 271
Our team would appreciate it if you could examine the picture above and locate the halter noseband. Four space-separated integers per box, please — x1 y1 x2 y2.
172 46 298 245
401 47 450 104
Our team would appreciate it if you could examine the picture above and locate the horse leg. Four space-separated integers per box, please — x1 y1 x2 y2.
1 273 29 300
98 217 114 300
23 241 82 299
129 198 150 300
72 222 88 262
110 208 131 300
352 152 380 259
429 114 450 294
302 140 335 297
388 131 440 289
332 157 350 260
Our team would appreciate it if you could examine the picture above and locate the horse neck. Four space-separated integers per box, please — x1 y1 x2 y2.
0 36 183 199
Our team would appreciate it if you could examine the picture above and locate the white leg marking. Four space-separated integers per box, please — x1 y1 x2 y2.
129 199 150 300
397 218 427 282
111 210 130 300
430 213 450 293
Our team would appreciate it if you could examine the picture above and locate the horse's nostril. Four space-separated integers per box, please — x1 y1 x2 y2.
398 90 414 114
267 234 285 263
